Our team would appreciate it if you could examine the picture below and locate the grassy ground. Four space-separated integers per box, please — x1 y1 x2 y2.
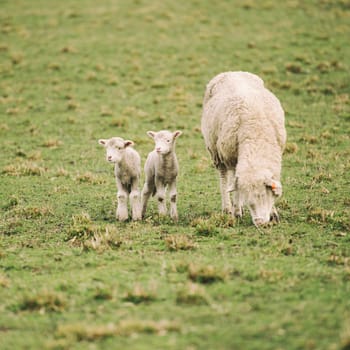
1 0 350 349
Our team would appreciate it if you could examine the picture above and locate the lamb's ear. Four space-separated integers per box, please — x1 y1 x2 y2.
124 140 134 148
147 131 156 139
264 178 282 197
173 130 182 139
98 139 107 146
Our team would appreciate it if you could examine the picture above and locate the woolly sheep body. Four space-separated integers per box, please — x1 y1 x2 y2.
141 130 182 221
201 71 286 226
98 137 141 221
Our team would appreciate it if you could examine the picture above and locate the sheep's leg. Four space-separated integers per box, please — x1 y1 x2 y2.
230 171 242 218
270 206 279 223
141 180 154 218
155 179 167 216
219 167 233 214
116 181 129 221
169 180 178 221
130 179 141 221
232 190 243 218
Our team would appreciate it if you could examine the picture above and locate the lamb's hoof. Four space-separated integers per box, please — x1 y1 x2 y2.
117 214 128 222
171 215 178 222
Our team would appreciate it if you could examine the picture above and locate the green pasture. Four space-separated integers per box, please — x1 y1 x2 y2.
0 0 349 349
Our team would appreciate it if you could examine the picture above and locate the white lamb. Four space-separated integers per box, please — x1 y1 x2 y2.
141 130 182 221
98 137 141 221
201 71 286 226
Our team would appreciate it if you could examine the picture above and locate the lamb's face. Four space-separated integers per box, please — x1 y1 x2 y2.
98 137 134 164
147 130 182 155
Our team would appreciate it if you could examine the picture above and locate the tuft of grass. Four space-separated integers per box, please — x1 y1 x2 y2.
93 286 114 301
285 62 303 74
327 255 350 267
176 282 210 305
42 139 63 148
188 263 229 284
83 225 123 252
66 212 97 241
0 123 9 131
340 323 350 350
191 213 235 236
11 205 53 219
164 234 196 251
122 283 157 304
284 142 298 154
259 269 284 282
110 117 128 128
47 62 61 70
56 319 180 341
2 161 46 176
307 208 335 224
18 290 67 313
0 274 10 288
2 195 20 210
74 172 105 184
10 51 23 65
100 106 113 116
191 218 219 236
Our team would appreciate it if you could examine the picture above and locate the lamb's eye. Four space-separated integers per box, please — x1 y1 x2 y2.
167 139 171 143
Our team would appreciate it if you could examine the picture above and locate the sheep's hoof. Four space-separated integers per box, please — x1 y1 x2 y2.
223 208 233 215
270 209 280 223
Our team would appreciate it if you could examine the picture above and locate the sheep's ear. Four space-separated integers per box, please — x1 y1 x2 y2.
173 130 182 139
147 131 156 139
98 139 107 146
264 179 282 197
124 140 134 148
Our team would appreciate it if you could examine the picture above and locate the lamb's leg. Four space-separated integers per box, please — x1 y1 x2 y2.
155 179 167 216
116 180 129 221
219 167 233 214
141 179 154 218
169 180 178 221
130 179 141 221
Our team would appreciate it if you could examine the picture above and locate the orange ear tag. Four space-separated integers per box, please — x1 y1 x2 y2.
271 182 277 190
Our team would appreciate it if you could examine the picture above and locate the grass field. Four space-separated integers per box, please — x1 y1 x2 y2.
1 0 350 349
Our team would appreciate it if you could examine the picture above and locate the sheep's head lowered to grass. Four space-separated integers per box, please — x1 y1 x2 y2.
236 172 282 226
98 137 134 164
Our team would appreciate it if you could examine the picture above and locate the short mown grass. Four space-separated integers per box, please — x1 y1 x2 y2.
1 0 350 349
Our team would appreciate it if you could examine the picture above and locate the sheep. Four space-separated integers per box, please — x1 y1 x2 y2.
141 130 182 221
201 71 286 226
98 137 141 221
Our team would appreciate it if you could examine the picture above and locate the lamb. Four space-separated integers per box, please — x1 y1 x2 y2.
201 71 286 226
98 137 141 221
141 130 182 221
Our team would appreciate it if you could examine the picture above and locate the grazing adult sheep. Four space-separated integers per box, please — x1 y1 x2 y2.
98 137 141 221
201 71 286 226
141 130 182 221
